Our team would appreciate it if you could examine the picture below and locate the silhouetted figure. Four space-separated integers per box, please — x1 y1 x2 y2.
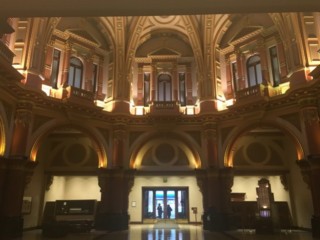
157 203 163 218
167 204 172 219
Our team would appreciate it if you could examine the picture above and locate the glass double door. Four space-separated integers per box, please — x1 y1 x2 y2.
143 187 188 220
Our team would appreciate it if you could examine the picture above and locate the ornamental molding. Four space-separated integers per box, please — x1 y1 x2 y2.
220 28 263 55
52 29 108 56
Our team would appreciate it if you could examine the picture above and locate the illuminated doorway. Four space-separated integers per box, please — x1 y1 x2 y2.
142 187 189 221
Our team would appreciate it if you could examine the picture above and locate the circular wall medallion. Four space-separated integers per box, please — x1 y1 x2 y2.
63 142 90 166
243 141 270 165
152 142 178 166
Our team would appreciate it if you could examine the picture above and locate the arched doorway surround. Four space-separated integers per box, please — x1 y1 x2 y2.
28 121 108 167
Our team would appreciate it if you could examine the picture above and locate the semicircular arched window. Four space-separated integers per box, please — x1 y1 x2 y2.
158 74 172 102
247 55 262 87
68 57 83 88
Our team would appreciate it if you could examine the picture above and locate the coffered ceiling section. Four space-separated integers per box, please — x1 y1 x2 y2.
2 0 320 17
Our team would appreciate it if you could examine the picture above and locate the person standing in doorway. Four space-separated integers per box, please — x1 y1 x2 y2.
167 204 172 219
157 203 163 218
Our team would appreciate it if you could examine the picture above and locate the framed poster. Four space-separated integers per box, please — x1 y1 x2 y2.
22 196 32 214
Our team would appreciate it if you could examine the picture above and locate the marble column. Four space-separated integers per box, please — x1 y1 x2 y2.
95 168 135 231
0 156 37 239
196 167 233 231
297 156 320 238
298 97 320 238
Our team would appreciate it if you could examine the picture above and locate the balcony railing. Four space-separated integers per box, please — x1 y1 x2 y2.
150 101 180 114
236 84 266 101
153 101 177 109
66 86 94 101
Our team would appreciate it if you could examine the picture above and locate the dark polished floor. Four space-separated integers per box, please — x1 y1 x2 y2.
21 224 314 240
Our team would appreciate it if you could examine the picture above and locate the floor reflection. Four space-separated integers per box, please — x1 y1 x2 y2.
21 224 314 240
105 225 221 240
143 228 190 240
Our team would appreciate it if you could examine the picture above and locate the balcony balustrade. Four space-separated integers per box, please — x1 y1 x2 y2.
236 84 266 100
150 101 180 114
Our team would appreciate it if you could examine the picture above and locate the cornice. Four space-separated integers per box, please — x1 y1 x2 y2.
0 78 319 128
53 29 108 56
54 29 99 49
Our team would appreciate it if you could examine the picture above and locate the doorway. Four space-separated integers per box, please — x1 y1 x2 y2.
142 187 189 221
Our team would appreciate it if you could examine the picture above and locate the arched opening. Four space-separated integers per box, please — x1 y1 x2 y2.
68 57 83 89
23 126 106 229
128 133 202 224
247 55 262 87
226 125 312 230
158 73 172 102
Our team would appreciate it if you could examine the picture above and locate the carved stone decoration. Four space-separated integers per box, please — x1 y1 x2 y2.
195 169 206 194
280 174 289 191
14 102 33 127
14 110 32 127
24 160 38 189
301 107 319 125
113 129 126 142
195 169 208 210
45 175 54 191
220 167 234 191
126 170 136 194
296 159 311 189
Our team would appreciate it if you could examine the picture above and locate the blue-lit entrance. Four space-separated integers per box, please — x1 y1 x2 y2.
143 187 188 221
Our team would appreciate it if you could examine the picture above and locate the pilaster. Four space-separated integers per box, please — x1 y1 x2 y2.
10 101 33 156
61 42 71 87
84 53 94 91
275 35 288 81
111 123 127 168
203 122 218 168
235 48 246 90
225 57 234 98
257 38 270 85
136 64 144 105
43 41 54 84
150 64 156 102
186 64 193 105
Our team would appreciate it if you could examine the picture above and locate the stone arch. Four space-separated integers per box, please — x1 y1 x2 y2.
28 120 108 168
129 130 202 170
97 17 117 50
223 118 305 167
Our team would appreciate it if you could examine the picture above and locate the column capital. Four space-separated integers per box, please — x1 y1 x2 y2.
97 168 136 192
296 157 320 189
0 156 37 188
305 155 320 169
